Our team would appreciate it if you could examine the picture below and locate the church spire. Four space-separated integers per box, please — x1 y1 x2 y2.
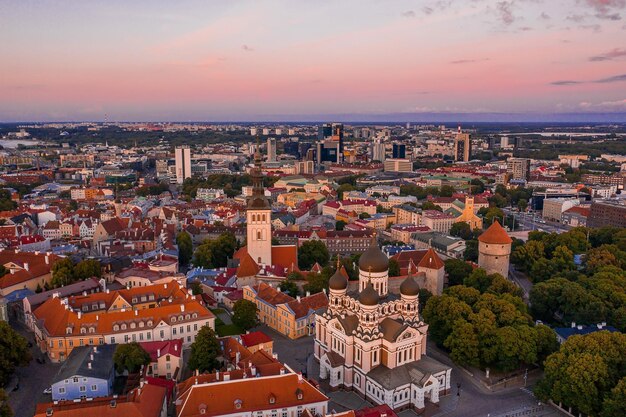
248 136 270 209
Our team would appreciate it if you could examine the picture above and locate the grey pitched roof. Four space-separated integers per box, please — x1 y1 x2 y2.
368 356 450 390
337 314 359 335
380 317 407 342
53 344 116 383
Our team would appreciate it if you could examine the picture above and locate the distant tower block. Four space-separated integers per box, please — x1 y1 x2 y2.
477 221 512 277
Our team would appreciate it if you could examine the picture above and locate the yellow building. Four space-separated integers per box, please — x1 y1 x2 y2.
243 282 328 339
455 196 483 229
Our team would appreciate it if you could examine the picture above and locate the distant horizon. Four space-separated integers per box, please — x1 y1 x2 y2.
3 111 626 125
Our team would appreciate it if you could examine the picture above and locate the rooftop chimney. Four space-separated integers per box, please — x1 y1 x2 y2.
87 362 92 370
157 349 161 357
24 263 29 271
90 353 94 361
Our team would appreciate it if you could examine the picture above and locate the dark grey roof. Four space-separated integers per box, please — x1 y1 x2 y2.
53 344 116 383
337 314 359 335
368 356 450 390
25 278 101 310
380 317 407 342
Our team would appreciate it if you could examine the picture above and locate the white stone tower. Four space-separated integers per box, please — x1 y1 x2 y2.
246 140 272 266
477 220 512 277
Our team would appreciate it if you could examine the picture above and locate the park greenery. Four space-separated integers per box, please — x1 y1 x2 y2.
188 325 221 373
509 227 626 331
232 299 259 331
0 321 31 387
113 342 151 374
182 174 278 199
192 232 238 269
423 267 558 372
49 258 101 289
0 189 17 211
535 331 626 417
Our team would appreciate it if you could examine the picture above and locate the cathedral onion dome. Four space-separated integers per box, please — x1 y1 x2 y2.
358 281 380 306
329 261 348 290
358 236 389 273
400 274 420 296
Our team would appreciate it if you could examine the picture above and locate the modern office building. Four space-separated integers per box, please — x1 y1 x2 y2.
392 143 406 159
266 138 277 162
317 123 344 163
383 158 413 173
454 128 471 162
372 139 386 162
174 146 191 184
507 158 531 181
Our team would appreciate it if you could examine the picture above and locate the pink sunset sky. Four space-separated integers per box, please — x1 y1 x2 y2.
1 0 626 121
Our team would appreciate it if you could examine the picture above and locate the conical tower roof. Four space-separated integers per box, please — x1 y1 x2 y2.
478 220 512 244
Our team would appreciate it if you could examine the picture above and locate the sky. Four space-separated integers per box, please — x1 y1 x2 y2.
1 0 626 122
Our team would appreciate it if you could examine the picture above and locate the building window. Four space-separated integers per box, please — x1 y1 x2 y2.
91 385 97 391
58 387 65 394
79 386 86 392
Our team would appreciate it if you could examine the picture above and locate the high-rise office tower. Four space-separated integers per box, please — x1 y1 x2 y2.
454 127 472 162
267 138 277 162
392 143 406 159
174 146 191 184
507 158 531 181
372 139 386 162
317 123 344 163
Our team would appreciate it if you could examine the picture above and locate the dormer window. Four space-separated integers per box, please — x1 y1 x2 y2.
147 320 153 327
121 324 127 330
139 322 144 328
234 399 242 409
113 324 119 331
66 327 72 335
192 313 197 319
130 323 136 329
80 327 87 334
295 388 303 400
269 395 276 404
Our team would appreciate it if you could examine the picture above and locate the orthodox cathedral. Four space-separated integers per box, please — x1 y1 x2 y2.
314 238 451 412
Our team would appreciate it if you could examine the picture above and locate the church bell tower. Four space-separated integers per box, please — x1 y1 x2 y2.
246 138 272 266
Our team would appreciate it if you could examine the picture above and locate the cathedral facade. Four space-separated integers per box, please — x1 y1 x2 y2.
314 238 451 412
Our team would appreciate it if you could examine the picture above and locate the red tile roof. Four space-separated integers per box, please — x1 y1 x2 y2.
139 339 183 361
417 248 445 270
240 331 273 348
478 221 512 244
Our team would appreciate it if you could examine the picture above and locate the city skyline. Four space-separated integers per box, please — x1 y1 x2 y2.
2 0 626 122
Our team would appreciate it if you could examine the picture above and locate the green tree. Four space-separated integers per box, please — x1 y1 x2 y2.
484 207 505 225
450 222 473 240
0 388 13 417
439 185 455 197
511 240 545 272
421 201 443 212
586 245 622 274
464 239 479 262
517 198 528 212
444 259 473 286
444 319 480 367
50 258 75 287
422 295 473 345
68 200 79 211
192 242 214 268
188 325 221 373
73 259 101 280
336 184 354 199
470 179 485 194
359 212 371 219
335 220 346 231
176 231 193 265
463 268 492 293
232 299 259 331
298 240 330 270
388 259 400 277
189 281 203 295
602 377 626 417
0 321 31 386
113 342 150 374
279 279 300 298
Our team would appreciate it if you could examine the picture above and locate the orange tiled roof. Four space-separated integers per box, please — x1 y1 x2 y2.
253 282 294 306
236 251 261 278
32 282 213 337
285 292 329 319
477 221 512 244
271 245 298 270
0 250 59 290
176 373 327 417
34 383 166 417
417 248 445 270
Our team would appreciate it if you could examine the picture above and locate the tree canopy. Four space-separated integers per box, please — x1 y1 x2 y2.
535 331 626 417
0 321 31 386
192 232 237 268
298 240 330 270
232 299 259 331
176 231 193 266
51 258 101 288
113 342 150 374
188 325 221 373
